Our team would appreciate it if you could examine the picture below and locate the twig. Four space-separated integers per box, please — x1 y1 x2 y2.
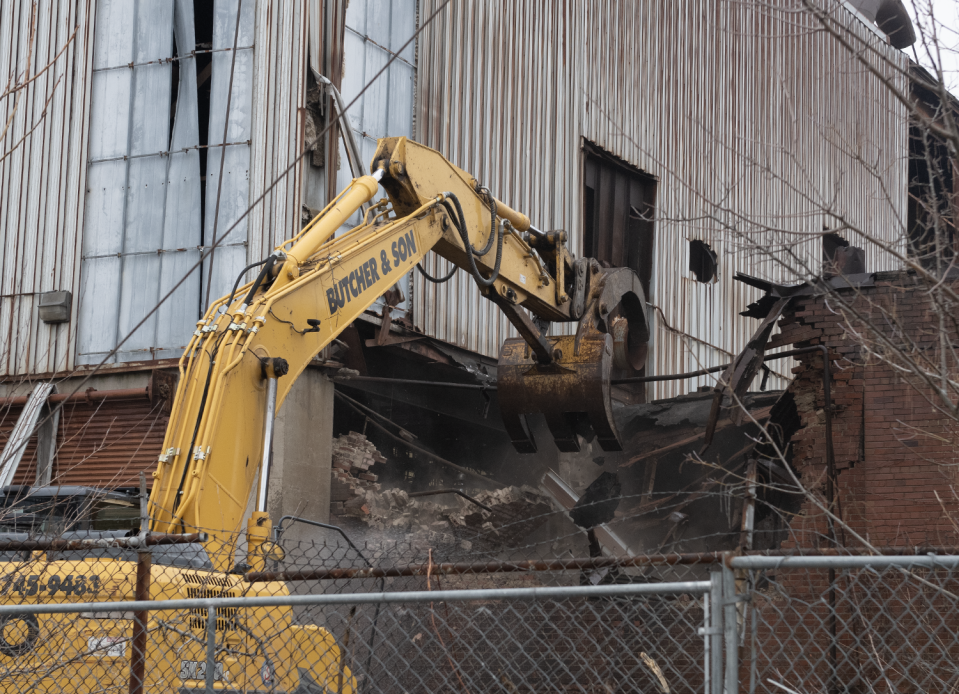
0 74 63 165
0 23 78 100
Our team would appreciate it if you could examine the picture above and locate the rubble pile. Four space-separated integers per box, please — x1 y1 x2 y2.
329 431 388 518
328 432 554 552
363 485 553 550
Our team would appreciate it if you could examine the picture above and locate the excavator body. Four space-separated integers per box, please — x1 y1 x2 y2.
0 137 647 689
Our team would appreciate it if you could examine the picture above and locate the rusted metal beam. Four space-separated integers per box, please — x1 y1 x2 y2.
245 553 726 582
0 532 206 553
244 545 959 583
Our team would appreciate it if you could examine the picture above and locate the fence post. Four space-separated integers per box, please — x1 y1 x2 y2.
723 557 739 694
128 471 151 694
206 606 216 693
709 567 724 694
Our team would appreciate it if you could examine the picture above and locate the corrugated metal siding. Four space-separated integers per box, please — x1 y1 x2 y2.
48 398 166 487
2 399 166 488
414 0 908 398
0 0 94 376
248 0 308 260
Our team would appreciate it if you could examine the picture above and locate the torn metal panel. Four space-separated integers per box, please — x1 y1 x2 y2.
702 297 791 449
0 383 54 488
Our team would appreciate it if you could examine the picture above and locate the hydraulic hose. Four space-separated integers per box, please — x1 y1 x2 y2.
443 191 505 288
416 260 457 283
223 258 269 311
240 253 281 309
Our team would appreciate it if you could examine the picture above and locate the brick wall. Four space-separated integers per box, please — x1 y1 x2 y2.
769 271 959 550
750 271 959 692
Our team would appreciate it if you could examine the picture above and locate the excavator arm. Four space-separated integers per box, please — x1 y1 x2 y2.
148 137 648 570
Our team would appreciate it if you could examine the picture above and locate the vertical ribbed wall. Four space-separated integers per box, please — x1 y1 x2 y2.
0 0 95 376
414 0 908 398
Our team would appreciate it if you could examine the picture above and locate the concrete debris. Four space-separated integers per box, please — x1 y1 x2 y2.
329 432 553 548
329 431 388 518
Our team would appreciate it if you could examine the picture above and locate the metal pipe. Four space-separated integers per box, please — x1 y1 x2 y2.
702 592 711 694
709 569 724 694
245 552 727 583
205 606 216 693
0 532 206 552
257 378 278 513
730 555 959 569
0 581 714 618
128 550 151 694
407 488 494 512
722 559 739 694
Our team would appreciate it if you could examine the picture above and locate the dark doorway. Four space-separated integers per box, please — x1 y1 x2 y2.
582 141 657 299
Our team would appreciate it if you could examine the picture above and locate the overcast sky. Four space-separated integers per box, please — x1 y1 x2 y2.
905 0 959 91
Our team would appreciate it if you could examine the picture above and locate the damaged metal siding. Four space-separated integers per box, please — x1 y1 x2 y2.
78 0 258 366
0 0 95 376
414 0 908 398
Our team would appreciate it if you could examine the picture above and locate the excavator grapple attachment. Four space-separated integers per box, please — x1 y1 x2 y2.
497 264 650 454
499 333 619 453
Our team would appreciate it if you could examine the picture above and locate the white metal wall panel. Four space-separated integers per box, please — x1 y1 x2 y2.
334 0 417 312
248 0 308 263
414 0 908 398
78 0 206 365
202 0 255 305
0 0 95 377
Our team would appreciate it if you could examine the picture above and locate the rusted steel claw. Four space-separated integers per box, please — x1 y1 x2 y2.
498 334 621 453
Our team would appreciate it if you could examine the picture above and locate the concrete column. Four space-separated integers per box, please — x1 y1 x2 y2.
267 367 334 540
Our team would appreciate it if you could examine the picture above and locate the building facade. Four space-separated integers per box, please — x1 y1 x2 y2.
0 1 913 508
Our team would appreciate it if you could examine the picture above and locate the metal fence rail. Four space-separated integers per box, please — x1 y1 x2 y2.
0 541 956 693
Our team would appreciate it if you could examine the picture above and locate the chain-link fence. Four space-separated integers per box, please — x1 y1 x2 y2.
0 532 956 693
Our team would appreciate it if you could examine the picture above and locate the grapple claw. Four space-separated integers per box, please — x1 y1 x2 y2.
498 334 622 454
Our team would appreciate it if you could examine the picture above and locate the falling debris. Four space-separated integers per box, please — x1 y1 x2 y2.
569 471 622 529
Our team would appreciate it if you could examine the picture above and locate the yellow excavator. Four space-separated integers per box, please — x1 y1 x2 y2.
0 138 649 691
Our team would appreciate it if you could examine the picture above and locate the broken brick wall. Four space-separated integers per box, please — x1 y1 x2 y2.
748 271 959 692
771 271 959 550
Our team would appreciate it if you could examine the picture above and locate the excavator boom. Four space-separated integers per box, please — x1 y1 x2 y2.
147 137 649 570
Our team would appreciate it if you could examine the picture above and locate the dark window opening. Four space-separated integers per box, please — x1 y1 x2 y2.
822 232 866 276
689 240 718 283
582 141 657 300
907 122 956 271
822 232 849 263
194 0 215 246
